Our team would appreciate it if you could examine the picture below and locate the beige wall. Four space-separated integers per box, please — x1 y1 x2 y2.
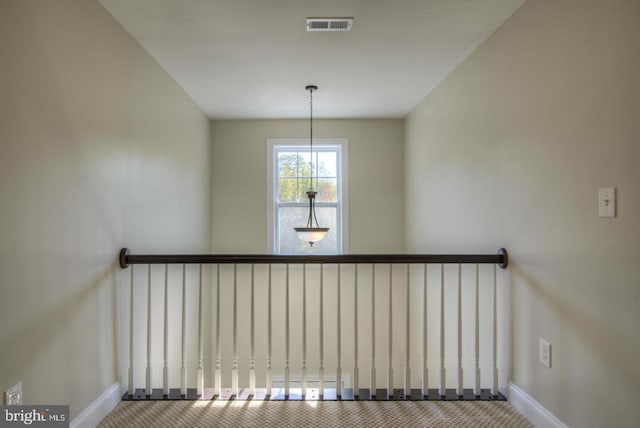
0 0 211 420
405 0 640 426
211 119 405 253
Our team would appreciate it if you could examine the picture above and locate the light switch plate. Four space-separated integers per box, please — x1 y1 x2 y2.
539 339 551 368
598 188 615 217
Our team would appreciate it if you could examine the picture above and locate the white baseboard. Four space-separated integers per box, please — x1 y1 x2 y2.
70 383 120 428
508 382 568 428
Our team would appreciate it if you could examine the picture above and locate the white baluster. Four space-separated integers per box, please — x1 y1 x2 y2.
319 264 324 397
146 264 152 396
232 264 238 396
197 264 204 396
475 264 481 397
422 263 428 397
163 264 169 396
336 264 342 398
405 264 411 398
302 264 307 397
353 264 359 398
370 264 376 398
387 264 393 399
180 264 187 397
266 264 272 397
492 264 499 397
215 265 221 396
249 264 256 396
285 264 290 398
128 266 134 397
440 264 446 397
457 264 463 397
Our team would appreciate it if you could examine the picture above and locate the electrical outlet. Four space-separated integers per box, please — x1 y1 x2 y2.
5 382 22 405
539 339 551 368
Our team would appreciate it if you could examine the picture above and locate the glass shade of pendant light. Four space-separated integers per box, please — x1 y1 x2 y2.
294 85 329 246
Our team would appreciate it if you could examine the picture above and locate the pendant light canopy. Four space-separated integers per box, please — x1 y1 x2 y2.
294 85 329 246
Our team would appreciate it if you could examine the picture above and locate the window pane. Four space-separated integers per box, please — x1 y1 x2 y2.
297 177 312 201
279 206 338 254
311 206 338 252
278 152 298 177
298 152 311 177
317 151 337 177
317 178 337 202
278 178 298 202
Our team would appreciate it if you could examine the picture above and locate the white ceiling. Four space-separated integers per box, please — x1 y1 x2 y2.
99 0 525 119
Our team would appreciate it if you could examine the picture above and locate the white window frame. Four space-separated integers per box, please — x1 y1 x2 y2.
267 138 349 254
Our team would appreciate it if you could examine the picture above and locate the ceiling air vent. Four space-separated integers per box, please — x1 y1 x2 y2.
306 17 353 32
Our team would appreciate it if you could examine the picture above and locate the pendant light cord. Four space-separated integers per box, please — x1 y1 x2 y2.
309 87 314 192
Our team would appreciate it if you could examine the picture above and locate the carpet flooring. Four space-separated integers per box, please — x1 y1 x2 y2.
99 400 533 427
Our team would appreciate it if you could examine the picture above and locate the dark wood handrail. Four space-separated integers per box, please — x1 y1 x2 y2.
119 248 508 269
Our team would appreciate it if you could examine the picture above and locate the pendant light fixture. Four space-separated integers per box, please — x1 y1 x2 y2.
294 85 329 246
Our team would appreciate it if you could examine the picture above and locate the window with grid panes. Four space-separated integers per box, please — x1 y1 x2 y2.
268 139 347 254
